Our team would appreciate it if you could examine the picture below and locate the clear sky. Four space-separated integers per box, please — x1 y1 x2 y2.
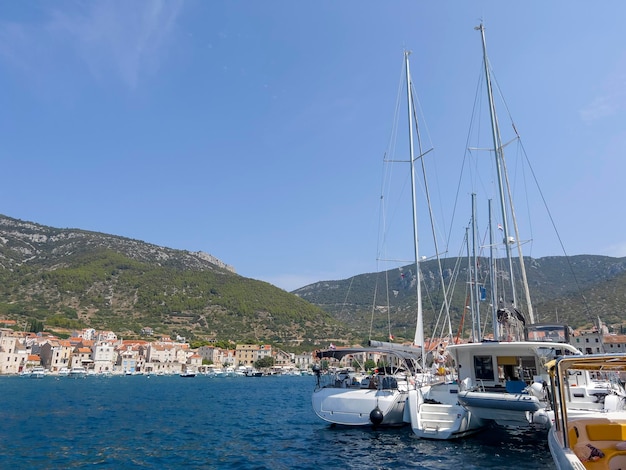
0 1 625 292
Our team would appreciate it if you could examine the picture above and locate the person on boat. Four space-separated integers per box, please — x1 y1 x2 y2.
431 343 450 376
368 374 379 389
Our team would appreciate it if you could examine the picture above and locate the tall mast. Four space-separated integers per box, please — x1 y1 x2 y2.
405 51 424 357
488 199 500 340
465 226 476 341
471 193 482 339
476 23 534 324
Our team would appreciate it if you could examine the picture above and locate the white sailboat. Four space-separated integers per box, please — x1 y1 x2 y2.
311 50 432 428
444 23 590 434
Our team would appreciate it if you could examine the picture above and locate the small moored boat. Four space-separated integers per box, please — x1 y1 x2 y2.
180 368 196 378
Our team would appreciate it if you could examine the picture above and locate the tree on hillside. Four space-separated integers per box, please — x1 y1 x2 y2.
254 356 274 369
29 319 44 333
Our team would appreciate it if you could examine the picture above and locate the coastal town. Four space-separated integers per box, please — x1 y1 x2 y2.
3 316 626 378
0 321 316 376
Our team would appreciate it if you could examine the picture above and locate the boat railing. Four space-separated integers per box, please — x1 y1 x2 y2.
313 367 414 392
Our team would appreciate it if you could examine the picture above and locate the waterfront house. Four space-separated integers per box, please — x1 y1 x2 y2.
92 340 116 373
273 348 292 368
71 346 93 370
0 328 29 374
39 339 73 372
236 344 260 366
116 341 149 373
25 354 41 369
295 351 314 370
188 353 202 370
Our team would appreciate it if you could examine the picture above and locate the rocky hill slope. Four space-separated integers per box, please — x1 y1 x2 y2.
3 214 626 349
0 215 349 350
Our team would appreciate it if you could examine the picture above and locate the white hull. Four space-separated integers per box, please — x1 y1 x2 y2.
312 386 408 427
30 367 46 378
69 367 87 377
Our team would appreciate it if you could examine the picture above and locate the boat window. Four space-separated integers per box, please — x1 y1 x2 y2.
474 355 495 380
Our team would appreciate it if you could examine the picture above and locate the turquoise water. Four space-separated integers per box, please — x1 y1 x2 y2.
0 374 555 469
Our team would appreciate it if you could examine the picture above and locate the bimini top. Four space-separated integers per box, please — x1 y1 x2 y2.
548 353 626 374
314 343 422 373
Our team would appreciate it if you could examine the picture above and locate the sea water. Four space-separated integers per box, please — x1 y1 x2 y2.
0 374 556 469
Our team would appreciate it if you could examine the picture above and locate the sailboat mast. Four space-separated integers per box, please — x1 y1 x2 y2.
404 51 424 355
476 23 535 324
476 23 518 310
500 153 535 323
488 199 500 340
471 193 482 339
465 226 478 342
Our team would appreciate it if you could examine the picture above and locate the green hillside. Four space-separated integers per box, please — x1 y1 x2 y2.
293 255 626 340
3 214 626 350
0 215 350 351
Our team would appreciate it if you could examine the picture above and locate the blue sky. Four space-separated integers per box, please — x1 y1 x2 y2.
0 1 625 292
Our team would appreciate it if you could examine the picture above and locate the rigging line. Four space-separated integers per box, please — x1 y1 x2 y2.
443 231 470 343
339 275 356 317
373 142 394 342
369 277 378 340
516 137 595 322
409 71 450 254
446 60 488 266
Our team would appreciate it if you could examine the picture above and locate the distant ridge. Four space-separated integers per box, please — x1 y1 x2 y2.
3 214 626 347
0 215 349 350
0 215 235 273
293 254 626 337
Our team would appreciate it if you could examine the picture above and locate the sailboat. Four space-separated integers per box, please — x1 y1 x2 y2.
311 50 432 428
443 23 590 433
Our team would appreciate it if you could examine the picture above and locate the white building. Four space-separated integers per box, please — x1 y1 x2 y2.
0 329 28 374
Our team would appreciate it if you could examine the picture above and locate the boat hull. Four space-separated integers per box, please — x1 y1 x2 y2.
312 387 408 427
406 387 486 439
547 426 586 470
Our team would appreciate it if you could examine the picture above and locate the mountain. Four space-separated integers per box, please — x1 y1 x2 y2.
4 214 626 349
293 254 626 340
0 215 350 350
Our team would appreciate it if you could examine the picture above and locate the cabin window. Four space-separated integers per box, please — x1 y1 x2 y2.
474 355 495 380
